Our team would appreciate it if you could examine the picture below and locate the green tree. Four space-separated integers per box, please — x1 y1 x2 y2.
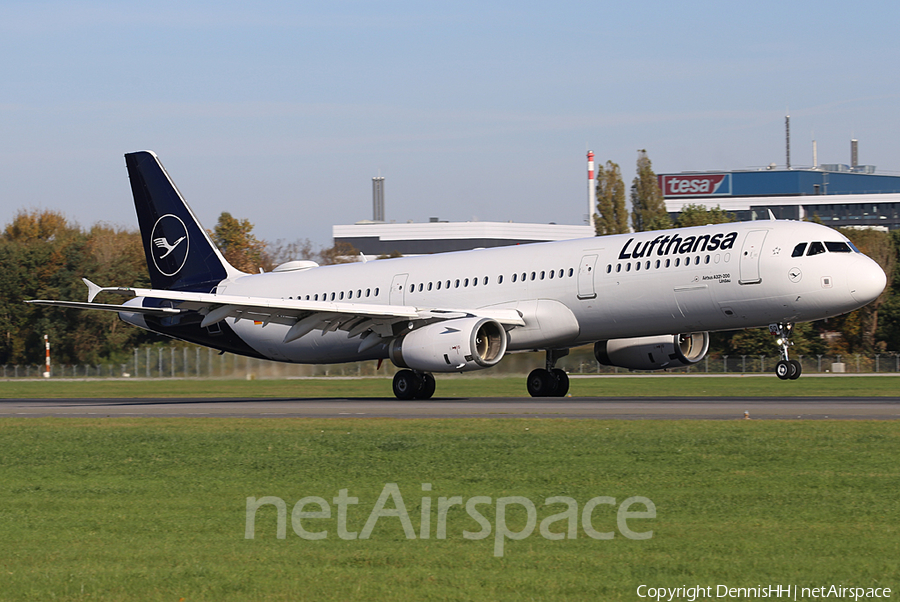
630 150 671 232
675 203 736 228
211 212 269 273
0 210 159 366
726 322 825 358
594 160 629 236
836 228 896 352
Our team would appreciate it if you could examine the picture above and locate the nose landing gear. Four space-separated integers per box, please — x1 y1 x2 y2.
770 323 802 380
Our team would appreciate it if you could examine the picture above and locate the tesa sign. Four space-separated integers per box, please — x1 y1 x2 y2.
659 174 731 197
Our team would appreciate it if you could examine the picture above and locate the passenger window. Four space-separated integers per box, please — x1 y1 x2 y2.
807 241 826 256
792 243 807 257
665 259 671 268
357 289 362 298
436 281 441 290
616 264 621 273
340 292 345 300
705 255 710 264
626 263 631 272
606 265 611 273
366 289 371 297
645 260 650 270
455 279 460 288
498 275 503 284
531 272 536 281
559 269 564 278
655 260 660 269
635 262 641 271
675 258 680 267
512 273 517 283
540 271 545 280
522 272 527 281
330 292 335 301
427 282 432 291
374 288 379 296
825 241 852 253
484 276 489 285
472 277 477 287
568 268 574 277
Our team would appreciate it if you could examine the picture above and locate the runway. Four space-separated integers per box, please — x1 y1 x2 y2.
2 396 900 419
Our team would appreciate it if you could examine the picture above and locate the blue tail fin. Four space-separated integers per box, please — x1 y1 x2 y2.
125 151 241 292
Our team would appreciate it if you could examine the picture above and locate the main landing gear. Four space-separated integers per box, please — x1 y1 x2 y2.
770 322 802 380
526 349 570 397
392 369 435 400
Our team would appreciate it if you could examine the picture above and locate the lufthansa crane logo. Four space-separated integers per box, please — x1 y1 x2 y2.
150 214 189 277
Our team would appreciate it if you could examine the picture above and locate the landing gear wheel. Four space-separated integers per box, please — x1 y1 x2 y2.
393 369 422 400
551 368 569 397
417 373 436 399
775 360 792 380
770 322 802 381
527 368 558 397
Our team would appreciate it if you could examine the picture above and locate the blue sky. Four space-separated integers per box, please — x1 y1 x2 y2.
2 1 898 247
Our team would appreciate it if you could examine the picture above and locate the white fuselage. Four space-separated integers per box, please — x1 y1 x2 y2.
190 220 884 364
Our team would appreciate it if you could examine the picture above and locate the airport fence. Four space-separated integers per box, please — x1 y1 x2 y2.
3 343 900 379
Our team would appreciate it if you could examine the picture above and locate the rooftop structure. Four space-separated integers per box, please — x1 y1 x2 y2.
333 221 593 255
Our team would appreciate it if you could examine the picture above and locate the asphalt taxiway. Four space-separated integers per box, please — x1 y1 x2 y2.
1 396 899 420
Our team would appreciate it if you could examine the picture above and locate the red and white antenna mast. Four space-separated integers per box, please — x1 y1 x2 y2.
43 334 51 378
587 150 596 232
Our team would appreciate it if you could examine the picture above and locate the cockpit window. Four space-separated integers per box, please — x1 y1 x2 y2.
791 243 807 257
825 241 852 253
807 241 826 256
847 241 860 253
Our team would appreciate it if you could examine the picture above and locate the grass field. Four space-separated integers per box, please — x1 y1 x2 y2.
2 373 900 399
0 417 898 601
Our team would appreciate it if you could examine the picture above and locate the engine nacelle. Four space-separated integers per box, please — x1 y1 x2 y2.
389 317 507 373
594 332 709 371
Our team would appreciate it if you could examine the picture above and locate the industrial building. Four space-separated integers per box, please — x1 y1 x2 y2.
333 220 592 256
661 139 900 230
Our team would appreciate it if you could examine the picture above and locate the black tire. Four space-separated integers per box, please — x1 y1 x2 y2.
775 360 791 380
416 373 436 399
526 368 558 397
551 368 569 397
392 370 422 400
789 359 802 380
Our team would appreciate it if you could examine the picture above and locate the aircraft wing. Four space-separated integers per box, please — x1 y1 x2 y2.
26 279 526 348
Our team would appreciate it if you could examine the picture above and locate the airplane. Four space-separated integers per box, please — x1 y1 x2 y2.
27 151 887 399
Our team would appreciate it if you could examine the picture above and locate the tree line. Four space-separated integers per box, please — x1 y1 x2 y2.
0 210 357 366
593 150 900 357
3 161 900 368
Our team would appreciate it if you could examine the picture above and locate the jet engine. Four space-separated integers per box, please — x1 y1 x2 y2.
594 332 709 371
389 317 507 373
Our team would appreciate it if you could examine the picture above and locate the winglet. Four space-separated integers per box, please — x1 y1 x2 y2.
83 278 103 303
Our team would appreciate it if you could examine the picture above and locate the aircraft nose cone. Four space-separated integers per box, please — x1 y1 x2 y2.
849 255 887 306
